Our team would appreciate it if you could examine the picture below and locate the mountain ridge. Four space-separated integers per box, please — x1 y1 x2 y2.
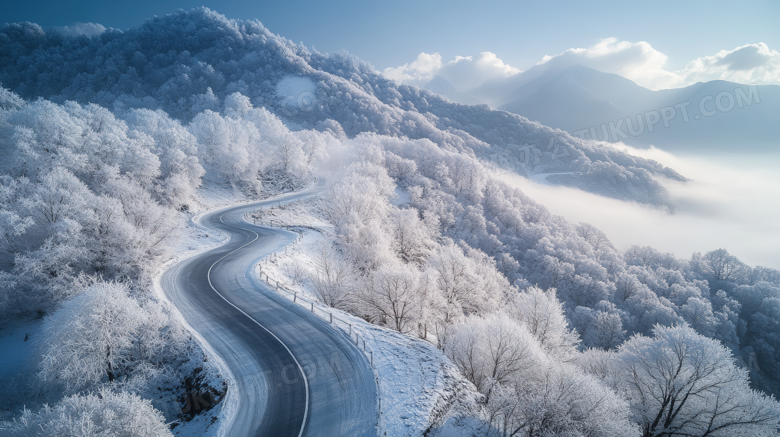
0 7 685 206
425 62 778 153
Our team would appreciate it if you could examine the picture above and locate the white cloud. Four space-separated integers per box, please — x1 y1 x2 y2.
383 51 520 90
437 52 521 91
537 39 780 90
536 38 680 89
382 52 443 86
387 40 780 92
679 43 780 87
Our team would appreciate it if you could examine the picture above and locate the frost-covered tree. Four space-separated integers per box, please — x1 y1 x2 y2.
359 265 421 334
507 286 580 361
324 160 395 225
38 282 140 392
695 248 748 283
445 313 638 437
0 388 172 437
427 243 507 324
309 244 356 310
37 281 168 394
444 313 538 399
190 110 264 192
0 207 33 255
123 108 204 208
388 207 435 265
615 324 780 437
574 302 627 350
486 361 639 437
25 167 96 234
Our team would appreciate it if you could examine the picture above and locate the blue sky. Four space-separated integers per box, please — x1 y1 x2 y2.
5 0 780 89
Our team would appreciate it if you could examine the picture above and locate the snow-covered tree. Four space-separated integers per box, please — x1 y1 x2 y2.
696 248 748 283
0 388 172 437
387 207 435 265
309 244 356 310
359 265 421 334
38 282 147 394
615 324 780 437
445 313 638 437
427 243 506 324
444 313 539 399
507 286 580 362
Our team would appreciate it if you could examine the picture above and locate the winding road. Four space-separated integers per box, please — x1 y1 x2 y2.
160 185 378 436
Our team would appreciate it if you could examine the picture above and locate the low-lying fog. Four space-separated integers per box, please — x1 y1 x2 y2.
499 146 780 269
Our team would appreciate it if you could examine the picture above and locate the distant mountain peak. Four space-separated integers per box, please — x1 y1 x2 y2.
424 75 459 95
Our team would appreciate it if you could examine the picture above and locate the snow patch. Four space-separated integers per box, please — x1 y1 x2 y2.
0 318 41 380
276 76 316 99
391 186 411 206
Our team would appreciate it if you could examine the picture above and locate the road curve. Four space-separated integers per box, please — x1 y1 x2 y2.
160 187 378 436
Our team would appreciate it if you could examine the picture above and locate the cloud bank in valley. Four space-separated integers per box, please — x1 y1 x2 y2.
387 39 780 91
498 146 780 269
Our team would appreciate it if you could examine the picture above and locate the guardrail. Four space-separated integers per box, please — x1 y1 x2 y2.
254 234 388 436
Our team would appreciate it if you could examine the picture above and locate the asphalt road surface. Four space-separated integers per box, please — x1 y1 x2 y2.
160 186 378 436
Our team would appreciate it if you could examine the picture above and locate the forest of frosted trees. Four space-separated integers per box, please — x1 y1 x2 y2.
1 8 780 436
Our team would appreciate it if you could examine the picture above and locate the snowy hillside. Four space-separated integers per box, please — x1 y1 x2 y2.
0 8 686 207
